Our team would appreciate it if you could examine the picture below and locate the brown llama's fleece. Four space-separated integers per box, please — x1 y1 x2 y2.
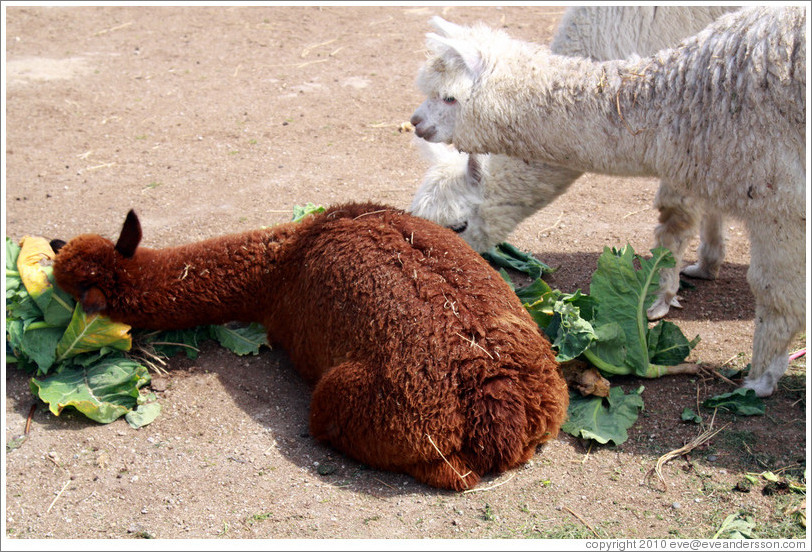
52 202 568 491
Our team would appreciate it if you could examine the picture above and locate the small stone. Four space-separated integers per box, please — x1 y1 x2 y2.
671 502 681 510
317 462 337 476
707 454 718 462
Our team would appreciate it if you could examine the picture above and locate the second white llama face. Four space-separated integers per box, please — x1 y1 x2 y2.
410 17 487 144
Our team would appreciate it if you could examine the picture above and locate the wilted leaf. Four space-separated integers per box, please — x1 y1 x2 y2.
125 401 162 428
16 236 55 298
702 388 765 416
561 385 645 445
210 323 268 356
55 305 132 362
29 359 150 423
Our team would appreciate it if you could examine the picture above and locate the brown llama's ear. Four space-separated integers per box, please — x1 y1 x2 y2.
80 286 108 315
115 209 142 258
49 239 67 254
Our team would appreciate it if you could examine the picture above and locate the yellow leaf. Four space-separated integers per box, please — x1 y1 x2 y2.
17 236 56 298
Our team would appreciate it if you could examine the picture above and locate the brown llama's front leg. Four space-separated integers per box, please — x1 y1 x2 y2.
308 360 478 491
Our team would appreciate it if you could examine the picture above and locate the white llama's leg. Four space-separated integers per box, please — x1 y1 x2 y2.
682 210 726 279
648 182 702 321
741 218 805 397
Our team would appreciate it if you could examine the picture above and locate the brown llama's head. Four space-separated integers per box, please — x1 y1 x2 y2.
52 210 142 314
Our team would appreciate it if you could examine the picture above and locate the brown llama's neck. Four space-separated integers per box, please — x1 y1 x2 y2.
105 224 297 330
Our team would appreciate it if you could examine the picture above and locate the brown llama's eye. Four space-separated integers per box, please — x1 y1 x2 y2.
448 221 468 233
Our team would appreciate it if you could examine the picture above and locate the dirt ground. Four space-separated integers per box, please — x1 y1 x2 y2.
3 4 808 543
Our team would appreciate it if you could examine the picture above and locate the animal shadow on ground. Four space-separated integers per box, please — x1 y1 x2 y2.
6 326 804 498
6 249 793 498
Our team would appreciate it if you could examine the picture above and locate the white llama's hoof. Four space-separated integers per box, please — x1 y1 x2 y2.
681 262 717 280
741 376 776 398
647 296 682 321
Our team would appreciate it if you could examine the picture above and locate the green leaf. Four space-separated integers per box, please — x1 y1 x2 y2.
681 407 702 424
209 323 268 356
29 358 150 423
702 388 765 416
712 512 755 539
521 281 597 363
139 327 208 360
6 236 22 271
561 385 645 445
55 305 132 362
11 323 64 375
513 277 552 305
648 320 697 366
32 266 75 327
582 322 628 375
291 203 325 223
587 245 696 377
125 401 162 428
482 242 554 280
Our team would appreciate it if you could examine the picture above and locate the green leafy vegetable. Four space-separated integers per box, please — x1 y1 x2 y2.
7 221 276 429
138 327 208 360
523 280 597 363
209 323 269 356
586 245 697 377
712 512 755 539
702 388 765 416
291 202 326 222
561 386 645 445
55 304 132 363
482 242 555 280
491 243 697 377
482 242 702 445
29 359 150 423
681 407 702 424
126 401 162 429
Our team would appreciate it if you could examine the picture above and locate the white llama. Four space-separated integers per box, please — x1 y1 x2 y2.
410 7 736 311
410 6 806 397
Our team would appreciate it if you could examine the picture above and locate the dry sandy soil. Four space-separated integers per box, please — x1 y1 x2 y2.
3 4 808 543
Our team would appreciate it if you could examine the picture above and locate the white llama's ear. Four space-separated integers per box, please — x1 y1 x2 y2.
466 154 484 189
426 33 485 79
429 16 465 38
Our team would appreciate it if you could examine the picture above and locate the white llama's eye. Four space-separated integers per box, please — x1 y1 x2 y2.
442 96 457 105
448 221 468 233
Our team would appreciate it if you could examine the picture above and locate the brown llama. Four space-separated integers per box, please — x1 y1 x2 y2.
52 202 569 491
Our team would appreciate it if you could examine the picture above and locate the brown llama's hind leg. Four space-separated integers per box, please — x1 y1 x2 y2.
406 453 481 492
308 360 475 490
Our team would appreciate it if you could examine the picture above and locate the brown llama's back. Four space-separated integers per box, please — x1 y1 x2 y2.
52 202 568 491
263 203 568 490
